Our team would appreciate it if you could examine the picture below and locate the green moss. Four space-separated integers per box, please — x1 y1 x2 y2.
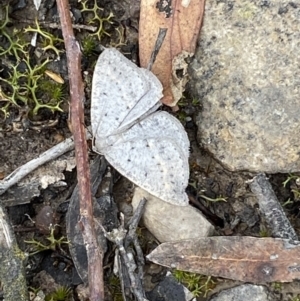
259 228 270 238
176 96 201 123
45 286 72 301
80 0 114 41
0 0 119 121
282 174 300 188
107 275 123 301
0 57 64 116
173 270 216 297
0 5 66 120
81 35 98 57
24 18 63 58
0 6 29 60
271 281 282 292
282 174 300 207
24 227 69 255
198 193 227 203
178 97 200 107
189 181 227 203
39 80 66 104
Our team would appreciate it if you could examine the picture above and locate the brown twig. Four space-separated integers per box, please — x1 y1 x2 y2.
19 19 98 32
56 1 104 300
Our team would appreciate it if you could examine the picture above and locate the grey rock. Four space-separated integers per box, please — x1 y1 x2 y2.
190 0 300 173
132 187 214 243
209 284 276 301
147 272 195 301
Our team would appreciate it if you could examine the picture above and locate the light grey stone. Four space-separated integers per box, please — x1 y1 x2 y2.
209 284 276 301
190 0 300 173
132 187 214 243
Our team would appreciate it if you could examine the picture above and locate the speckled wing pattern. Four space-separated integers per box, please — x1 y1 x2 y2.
91 48 189 206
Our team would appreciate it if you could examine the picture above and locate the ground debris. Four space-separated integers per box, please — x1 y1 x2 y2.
249 173 298 241
147 236 300 283
0 205 28 300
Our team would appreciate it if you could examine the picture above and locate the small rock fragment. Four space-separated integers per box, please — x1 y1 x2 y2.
209 284 277 301
36 205 58 234
146 272 196 301
132 187 214 243
249 174 298 241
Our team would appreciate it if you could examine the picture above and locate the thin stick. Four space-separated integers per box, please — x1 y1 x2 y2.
47 22 97 32
101 199 148 301
0 134 80 196
56 1 104 300
20 19 97 32
249 173 298 241
0 129 92 199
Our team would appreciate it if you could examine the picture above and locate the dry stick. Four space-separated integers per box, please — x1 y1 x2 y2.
21 19 97 32
56 1 104 300
0 129 92 197
101 199 148 301
249 173 298 241
125 198 147 283
0 135 77 196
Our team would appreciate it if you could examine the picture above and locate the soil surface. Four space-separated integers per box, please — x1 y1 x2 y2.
1 0 300 301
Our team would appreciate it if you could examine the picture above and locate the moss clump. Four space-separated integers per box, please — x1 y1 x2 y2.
24 18 64 58
0 0 118 123
38 80 66 107
107 275 123 301
81 35 98 57
80 0 114 41
282 174 300 207
45 286 72 301
0 56 64 117
0 6 28 61
0 5 65 121
173 270 217 297
24 227 69 255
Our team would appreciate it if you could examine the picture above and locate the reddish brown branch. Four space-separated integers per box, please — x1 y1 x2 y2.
56 0 104 300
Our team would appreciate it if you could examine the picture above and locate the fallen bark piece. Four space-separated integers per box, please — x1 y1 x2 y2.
147 236 300 283
132 187 214 243
0 129 92 206
0 205 28 300
66 156 119 284
139 0 206 106
0 134 79 196
249 173 298 241
0 154 76 207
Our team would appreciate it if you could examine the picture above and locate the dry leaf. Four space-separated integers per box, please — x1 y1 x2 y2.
139 0 205 106
0 171 5 180
147 236 300 283
44 70 64 84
